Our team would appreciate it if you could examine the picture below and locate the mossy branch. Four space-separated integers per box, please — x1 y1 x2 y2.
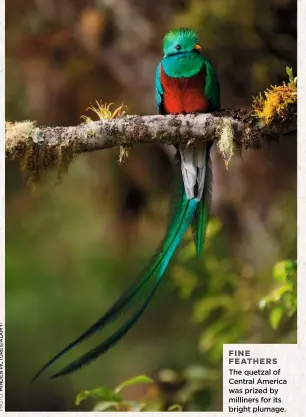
5 81 297 182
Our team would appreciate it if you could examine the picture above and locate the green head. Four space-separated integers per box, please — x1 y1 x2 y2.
163 28 201 57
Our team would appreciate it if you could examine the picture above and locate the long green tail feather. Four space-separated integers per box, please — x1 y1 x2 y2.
193 146 213 257
51 275 162 378
33 183 198 380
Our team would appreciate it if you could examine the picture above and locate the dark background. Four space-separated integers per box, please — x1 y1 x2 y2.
6 0 297 411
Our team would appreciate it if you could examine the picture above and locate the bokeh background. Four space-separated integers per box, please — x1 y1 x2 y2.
6 0 297 412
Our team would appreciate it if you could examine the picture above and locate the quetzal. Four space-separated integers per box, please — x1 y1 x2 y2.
33 27 220 380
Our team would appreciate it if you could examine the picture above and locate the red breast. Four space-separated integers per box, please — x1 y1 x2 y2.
160 63 209 114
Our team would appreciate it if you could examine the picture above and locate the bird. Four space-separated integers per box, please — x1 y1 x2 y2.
32 27 220 381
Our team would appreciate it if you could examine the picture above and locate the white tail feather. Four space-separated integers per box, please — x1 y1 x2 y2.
179 142 207 201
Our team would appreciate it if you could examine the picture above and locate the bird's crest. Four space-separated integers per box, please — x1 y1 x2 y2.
163 27 198 50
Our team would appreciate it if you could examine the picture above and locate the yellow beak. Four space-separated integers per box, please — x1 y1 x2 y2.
194 44 202 51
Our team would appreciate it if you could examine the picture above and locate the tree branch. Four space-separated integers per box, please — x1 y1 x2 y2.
5 101 296 180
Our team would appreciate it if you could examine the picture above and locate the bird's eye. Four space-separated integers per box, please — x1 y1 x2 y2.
176 44 181 50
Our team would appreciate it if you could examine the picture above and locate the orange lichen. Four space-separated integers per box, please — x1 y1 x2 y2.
252 67 297 124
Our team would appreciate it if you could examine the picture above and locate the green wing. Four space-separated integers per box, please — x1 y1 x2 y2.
204 57 221 112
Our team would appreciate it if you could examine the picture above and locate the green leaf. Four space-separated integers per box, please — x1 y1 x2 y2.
286 66 296 85
273 260 297 283
183 364 210 381
121 401 146 411
286 66 293 78
114 375 154 394
269 306 284 330
75 387 121 406
193 295 232 323
168 404 183 411
273 261 289 283
94 400 144 411
207 218 222 239
172 265 198 299
125 401 146 411
76 390 92 406
93 401 120 411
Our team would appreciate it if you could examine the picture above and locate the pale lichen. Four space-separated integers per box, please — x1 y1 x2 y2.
217 118 235 169
5 120 36 153
6 120 77 189
118 146 129 163
6 101 128 189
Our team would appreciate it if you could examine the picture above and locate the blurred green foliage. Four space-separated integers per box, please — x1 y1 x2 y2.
73 227 297 412
76 375 154 411
75 369 215 411
259 260 297 330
